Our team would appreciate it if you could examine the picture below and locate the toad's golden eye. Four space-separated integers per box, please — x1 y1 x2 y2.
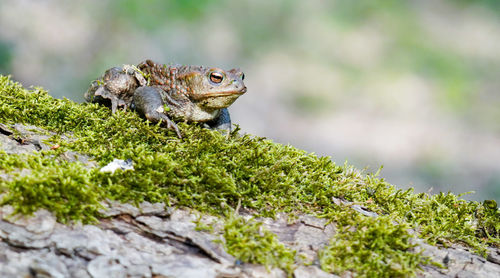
209 71 224 84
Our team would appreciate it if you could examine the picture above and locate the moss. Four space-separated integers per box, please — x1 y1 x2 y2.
477 200 500 245
0 151 103 223
0 75 498 276
221 213 296 276
374 189 488 251
319 208 430 277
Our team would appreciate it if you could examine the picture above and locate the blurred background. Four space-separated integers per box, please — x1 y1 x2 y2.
0 0 499 203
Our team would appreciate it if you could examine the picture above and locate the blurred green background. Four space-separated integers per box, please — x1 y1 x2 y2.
1 0 499 203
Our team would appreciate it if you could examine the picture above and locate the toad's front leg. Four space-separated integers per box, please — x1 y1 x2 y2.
205 108 232 132
133 86 182 138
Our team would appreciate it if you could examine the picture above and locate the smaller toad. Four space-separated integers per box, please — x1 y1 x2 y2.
85 60 247 138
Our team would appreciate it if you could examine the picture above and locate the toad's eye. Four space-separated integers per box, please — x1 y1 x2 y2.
241 73 245 80
209 71 224 84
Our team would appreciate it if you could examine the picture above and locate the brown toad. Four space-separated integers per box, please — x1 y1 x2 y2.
85 59 246 137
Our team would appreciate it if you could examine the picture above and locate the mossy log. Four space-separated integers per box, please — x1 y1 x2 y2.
0 75 499 277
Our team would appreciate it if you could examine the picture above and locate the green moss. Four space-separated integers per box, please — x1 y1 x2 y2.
0 75 498 276
477 200 500 245
319 208 430 277
0 151 103 223
221 213 296 276
374 189 487 251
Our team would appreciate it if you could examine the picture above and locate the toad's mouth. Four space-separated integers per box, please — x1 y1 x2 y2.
194 88 247 99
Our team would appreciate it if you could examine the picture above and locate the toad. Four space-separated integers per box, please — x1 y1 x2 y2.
85 59 246 138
